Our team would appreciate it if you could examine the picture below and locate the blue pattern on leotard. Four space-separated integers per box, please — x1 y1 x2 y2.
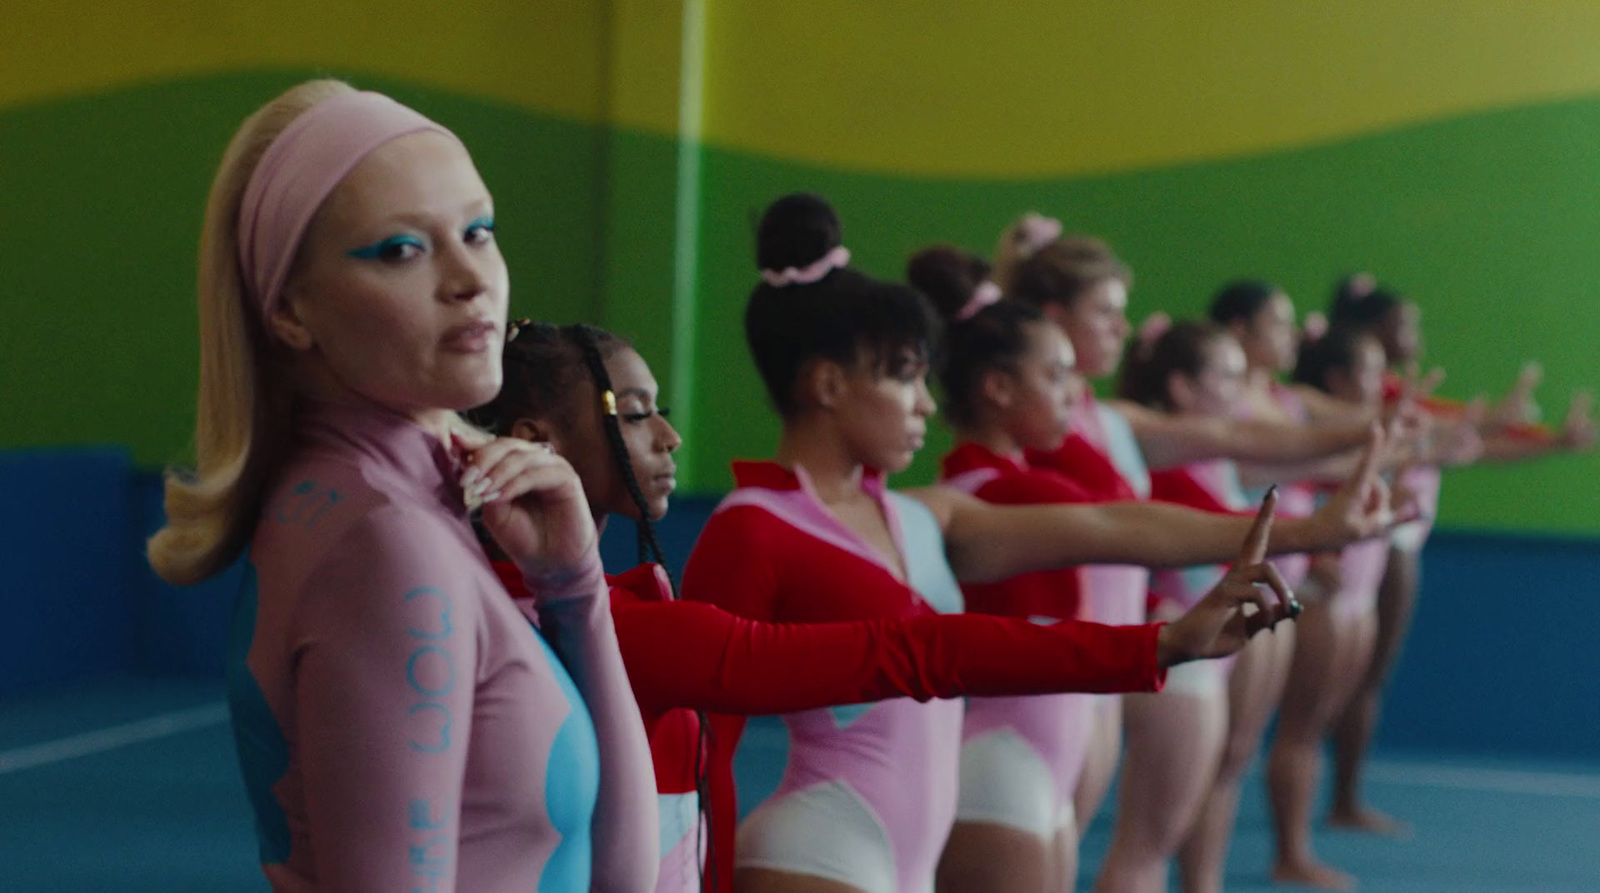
531 625 600 893
227 561 293 865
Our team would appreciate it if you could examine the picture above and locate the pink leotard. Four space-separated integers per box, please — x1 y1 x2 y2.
941 442 1098 833
683 461 1165 893
1030 396 1152 628
1148 460 1251 615
1235 383 1320 589
228 401 654 893
1331 529 1392 620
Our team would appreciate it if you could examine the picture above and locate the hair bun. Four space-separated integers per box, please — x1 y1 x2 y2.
756 193 843 275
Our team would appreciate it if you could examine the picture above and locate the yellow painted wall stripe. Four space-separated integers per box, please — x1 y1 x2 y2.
700 0 1600 176
4 0 608 120
15 1 1600 177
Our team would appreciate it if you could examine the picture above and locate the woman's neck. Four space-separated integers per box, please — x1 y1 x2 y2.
294 359 459 443
1245 364 1280 394
774 418 866 504
956 420 1024 462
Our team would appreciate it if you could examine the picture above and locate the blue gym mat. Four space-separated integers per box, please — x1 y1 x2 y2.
3 678 1597 892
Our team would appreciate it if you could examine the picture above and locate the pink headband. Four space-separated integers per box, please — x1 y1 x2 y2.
1344 272 1378 300
1137 312 1172 348
1301 311 1330 343
237 90 460 325
956 281 1003 321
1014 213 1063 260
761 246 851 288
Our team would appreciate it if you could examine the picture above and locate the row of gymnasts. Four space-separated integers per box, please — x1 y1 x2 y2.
150 82 1591 893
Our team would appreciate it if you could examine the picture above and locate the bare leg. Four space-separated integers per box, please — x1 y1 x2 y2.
1267 602 1356 891
1329 546 1419 835
1092 685 1226 893
1075 696 1124 838
1178 623 1296 893
1052 819 1079 893
938 822 1052 893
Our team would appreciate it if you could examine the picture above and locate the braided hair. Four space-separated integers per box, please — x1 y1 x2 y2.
570 325 673 571
471 320 669 571
471 319 714 888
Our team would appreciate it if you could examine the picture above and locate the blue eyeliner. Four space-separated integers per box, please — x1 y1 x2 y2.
467 216 495 235
347 234 425 259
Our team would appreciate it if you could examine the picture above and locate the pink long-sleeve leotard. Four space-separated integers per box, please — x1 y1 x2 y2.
940 442 1099 836
228 401 653 893
682 461 1166 893
1029 396 1152 628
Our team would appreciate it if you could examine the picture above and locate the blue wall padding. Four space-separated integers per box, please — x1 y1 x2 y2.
0 448 136 696
1379 530 1600 762
129 472 242 677
597 497 719 584
3 447 1598 765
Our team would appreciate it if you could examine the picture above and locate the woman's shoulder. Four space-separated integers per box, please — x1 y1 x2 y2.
253 451 477 603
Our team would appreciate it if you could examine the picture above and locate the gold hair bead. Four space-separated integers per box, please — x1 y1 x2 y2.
603 390 618 416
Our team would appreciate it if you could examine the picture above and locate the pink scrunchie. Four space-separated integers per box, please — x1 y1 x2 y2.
1014 213 1063 260
1301 311 1330 342
1137 312 1172 348
761 246 851 288
237 90 461 326
956 281 1003 321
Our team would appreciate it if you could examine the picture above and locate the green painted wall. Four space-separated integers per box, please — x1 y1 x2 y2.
5 68 1600 536
0 73 609 466
687 97 1600 534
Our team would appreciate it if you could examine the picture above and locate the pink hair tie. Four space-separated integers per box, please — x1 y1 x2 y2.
238 90 461 328
761 246 851 288
956 281 1003 321
1302 311 1329 342
1137 312 1172 348
1015 213 1063 259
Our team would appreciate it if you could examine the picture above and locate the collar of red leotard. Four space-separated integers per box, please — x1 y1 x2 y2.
730 460 888 496
940 441 1025 479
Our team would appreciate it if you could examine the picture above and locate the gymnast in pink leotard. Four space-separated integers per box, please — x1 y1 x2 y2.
910 246 1107 892
694 198 1394 893
146 82 656 893
993 222 1387 848
474 320 1299 893
1267 326 1397 890
1093 320 1264 893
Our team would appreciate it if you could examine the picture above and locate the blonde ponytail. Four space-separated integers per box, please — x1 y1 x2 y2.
148 79 355 585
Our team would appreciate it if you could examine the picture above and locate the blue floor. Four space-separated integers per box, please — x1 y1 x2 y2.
4 679 1599 892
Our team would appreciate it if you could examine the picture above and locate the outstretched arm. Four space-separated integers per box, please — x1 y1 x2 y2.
615 598 1167 720
921 428 1394 583
1157 487 1303 663
1110 398 1376 471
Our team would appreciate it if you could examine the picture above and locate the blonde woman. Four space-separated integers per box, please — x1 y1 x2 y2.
148 81 657 893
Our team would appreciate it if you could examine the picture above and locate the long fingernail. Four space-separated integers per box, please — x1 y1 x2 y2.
481 490 502 504
462 467 483 489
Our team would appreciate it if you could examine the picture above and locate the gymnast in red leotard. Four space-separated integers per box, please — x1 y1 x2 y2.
469 320 1205 893
992 222 1395 850
682 195 1397 893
